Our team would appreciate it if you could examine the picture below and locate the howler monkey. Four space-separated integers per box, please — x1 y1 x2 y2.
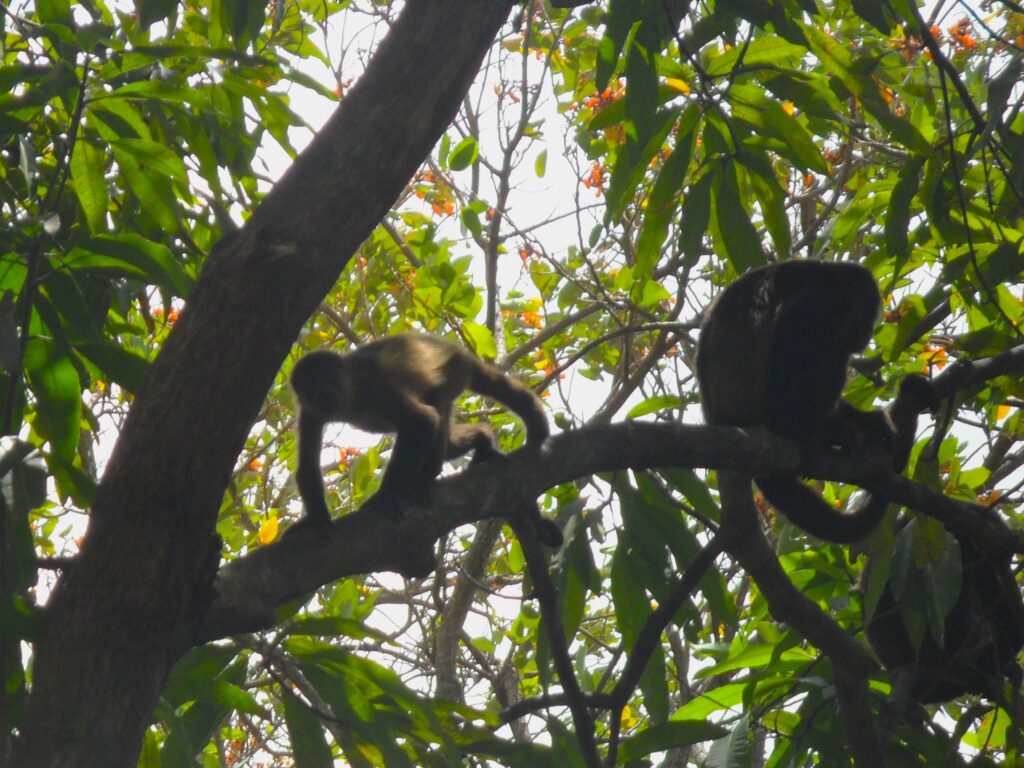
866 527 1024 704
290 334 561 546
863 378 1024 704
697 260 909 543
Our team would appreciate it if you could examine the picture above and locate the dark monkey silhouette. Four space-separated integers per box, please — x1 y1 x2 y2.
697 260 921 543
863 376 1023 704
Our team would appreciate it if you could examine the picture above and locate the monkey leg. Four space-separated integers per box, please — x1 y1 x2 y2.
372 392 445 512
448 423 502 463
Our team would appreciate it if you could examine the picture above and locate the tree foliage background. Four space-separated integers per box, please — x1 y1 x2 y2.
2 0 1024 765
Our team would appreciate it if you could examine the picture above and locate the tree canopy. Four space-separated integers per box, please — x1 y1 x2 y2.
2 0 1024 766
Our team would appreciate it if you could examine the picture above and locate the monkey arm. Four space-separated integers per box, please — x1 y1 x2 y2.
295 410 331 527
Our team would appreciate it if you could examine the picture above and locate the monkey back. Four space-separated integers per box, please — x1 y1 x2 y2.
696 260 881 436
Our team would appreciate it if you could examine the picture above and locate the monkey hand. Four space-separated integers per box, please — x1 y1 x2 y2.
361 487 421 521
282 513 334 540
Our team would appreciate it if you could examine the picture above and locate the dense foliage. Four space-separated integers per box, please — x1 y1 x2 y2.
2 0 1024 765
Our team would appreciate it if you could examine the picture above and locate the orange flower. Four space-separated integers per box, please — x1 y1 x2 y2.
582 161 606 196
979 490 1001 505
921 343 949 368
338 447 361 467
522 311 543 329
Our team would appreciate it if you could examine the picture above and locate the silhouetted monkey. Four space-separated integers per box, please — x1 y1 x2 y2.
290 334 561 546
867 528 1024 704
697 260 910 542
863 380 1023 704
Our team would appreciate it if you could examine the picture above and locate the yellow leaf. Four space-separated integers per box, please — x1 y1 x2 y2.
665 77 691 95
259 516 279 545
997 404 1012 421
782 100 795 115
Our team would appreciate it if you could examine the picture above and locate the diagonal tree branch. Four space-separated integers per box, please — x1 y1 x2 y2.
13 2 517 766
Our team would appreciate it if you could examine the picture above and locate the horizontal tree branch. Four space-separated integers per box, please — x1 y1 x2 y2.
198 419 1022 642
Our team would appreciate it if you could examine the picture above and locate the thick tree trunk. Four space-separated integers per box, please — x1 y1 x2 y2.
10 2 514 766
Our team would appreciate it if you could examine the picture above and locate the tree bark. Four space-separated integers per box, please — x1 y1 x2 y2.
10 2 515 766
193 419 1024 642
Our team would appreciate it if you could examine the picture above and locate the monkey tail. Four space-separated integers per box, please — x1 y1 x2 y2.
755 476 888 543
469 363 550 446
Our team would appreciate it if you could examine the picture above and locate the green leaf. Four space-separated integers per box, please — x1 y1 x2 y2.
39 268 108 341
631 276 670 307
72 234 192 297
89 96 154 142
286 616 386 640
35 0 71 25
555 506 597 643
212 681 264 716
712 162 765 271
706 712 752 767
730 84 827 174
627 395 684 419
227 0 267 47
74 340 149 394
679 169 712 267
587 96 625 131
448 137 479 171
852 0 898 33
23 338 81 461
623 18 660 151
739 152 791 258
640 644 670 723
704 35 805 77
136 0 179 27
604 107 677 223
281 689 334 768
0 441 46 593
635 107 699 281
44 453 96 506
107 138 187 182
595 2 638 91
885 157 924 263
109 141 180 231
534 148 547 178
610 539 652 648
460 207 482 238
0 292 20 372
70 141 109 234
462 322 496 358
619 720 729 761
